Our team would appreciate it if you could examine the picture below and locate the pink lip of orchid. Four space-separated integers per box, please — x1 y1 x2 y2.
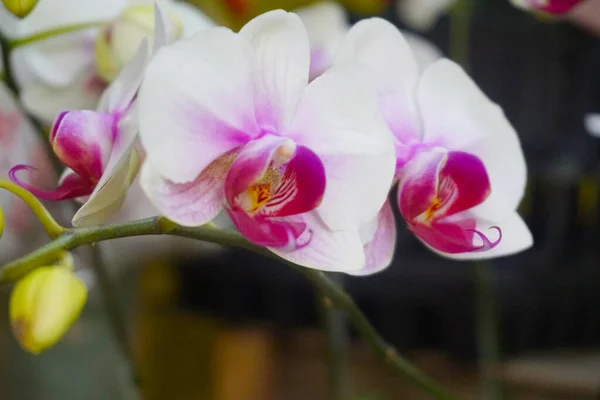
335 18 533 261
10 2 174 227
511 0 585 14
138 10 396 272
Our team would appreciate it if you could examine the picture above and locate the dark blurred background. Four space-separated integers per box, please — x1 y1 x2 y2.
5 0 600 399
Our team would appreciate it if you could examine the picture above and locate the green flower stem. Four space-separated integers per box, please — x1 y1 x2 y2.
7 21 107 49
474 262 503 400
0 216 459 400
88 244 140 388
0 179 65 238
320 273 351 400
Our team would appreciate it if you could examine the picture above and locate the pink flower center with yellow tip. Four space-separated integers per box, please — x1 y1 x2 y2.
225 135 326 250
398 147 502 254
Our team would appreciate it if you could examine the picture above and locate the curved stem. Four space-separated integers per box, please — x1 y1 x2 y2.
0 216 459 400
319 273 351 400
0 179 65 238
88 244 139 387
8 21 107 49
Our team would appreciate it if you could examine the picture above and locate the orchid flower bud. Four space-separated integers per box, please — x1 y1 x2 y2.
1 0 38 18
50 110 116 184
10 264 87 354
95 4 183 82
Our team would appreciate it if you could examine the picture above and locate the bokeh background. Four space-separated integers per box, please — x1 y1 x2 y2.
3 0 600 399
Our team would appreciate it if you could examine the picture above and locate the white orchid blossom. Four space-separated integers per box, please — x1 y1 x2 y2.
0 0 213 123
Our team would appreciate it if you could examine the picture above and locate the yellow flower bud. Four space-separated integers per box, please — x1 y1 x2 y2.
10 266 87 354
1 0 38 18
95 4 183 82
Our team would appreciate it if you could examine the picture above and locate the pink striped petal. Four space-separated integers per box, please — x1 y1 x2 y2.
225 135 325 219
398 148 491 222
398 147 445 221
226 209 311 249
224 135 294 203
261 145 325 218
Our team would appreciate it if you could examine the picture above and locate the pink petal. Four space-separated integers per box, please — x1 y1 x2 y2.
9 165 95 200
398 149 491 222
225 135 326 218
350 200 397 276
226 209 311 249
224 135 294 204
410 218 486 254
51 110 116 183
262 145 325 217
438 212 532 260
397 147 446 221
435 151 491 217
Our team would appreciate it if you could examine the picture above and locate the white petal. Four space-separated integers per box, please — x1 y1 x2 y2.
285 63 396 231
11 31 95 88
335 18 422 143
139 159 226 226
269 212 366 272
98 39 148 113
138 27 257 183
397 0 457 31
0 0 127 38
72 148 140 227
20 75 102 123
402 31 442 71
239 10 310 132
417 59 527 213
170 1 214 37
296 1 348 68
349 200 396 276
585 113 600 138
430 212 533 260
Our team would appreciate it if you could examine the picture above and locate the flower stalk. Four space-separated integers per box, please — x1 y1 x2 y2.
0 179 64 238
7 21 107 49
0 215 458 400
319 273 351 400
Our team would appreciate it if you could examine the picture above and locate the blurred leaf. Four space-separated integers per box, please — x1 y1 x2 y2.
353 394 386 400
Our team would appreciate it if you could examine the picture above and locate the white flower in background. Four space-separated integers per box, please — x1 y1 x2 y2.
585 113 600 138
10 3 178 228
0 75 53 259
0 0 213 123
336 19 533 260
397 0 457 31
296 1 442 81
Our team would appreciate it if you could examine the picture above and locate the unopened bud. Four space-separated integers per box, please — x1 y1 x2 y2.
10 265 87 354
2 0 38 18
50 110 115 183
95 4 182 82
